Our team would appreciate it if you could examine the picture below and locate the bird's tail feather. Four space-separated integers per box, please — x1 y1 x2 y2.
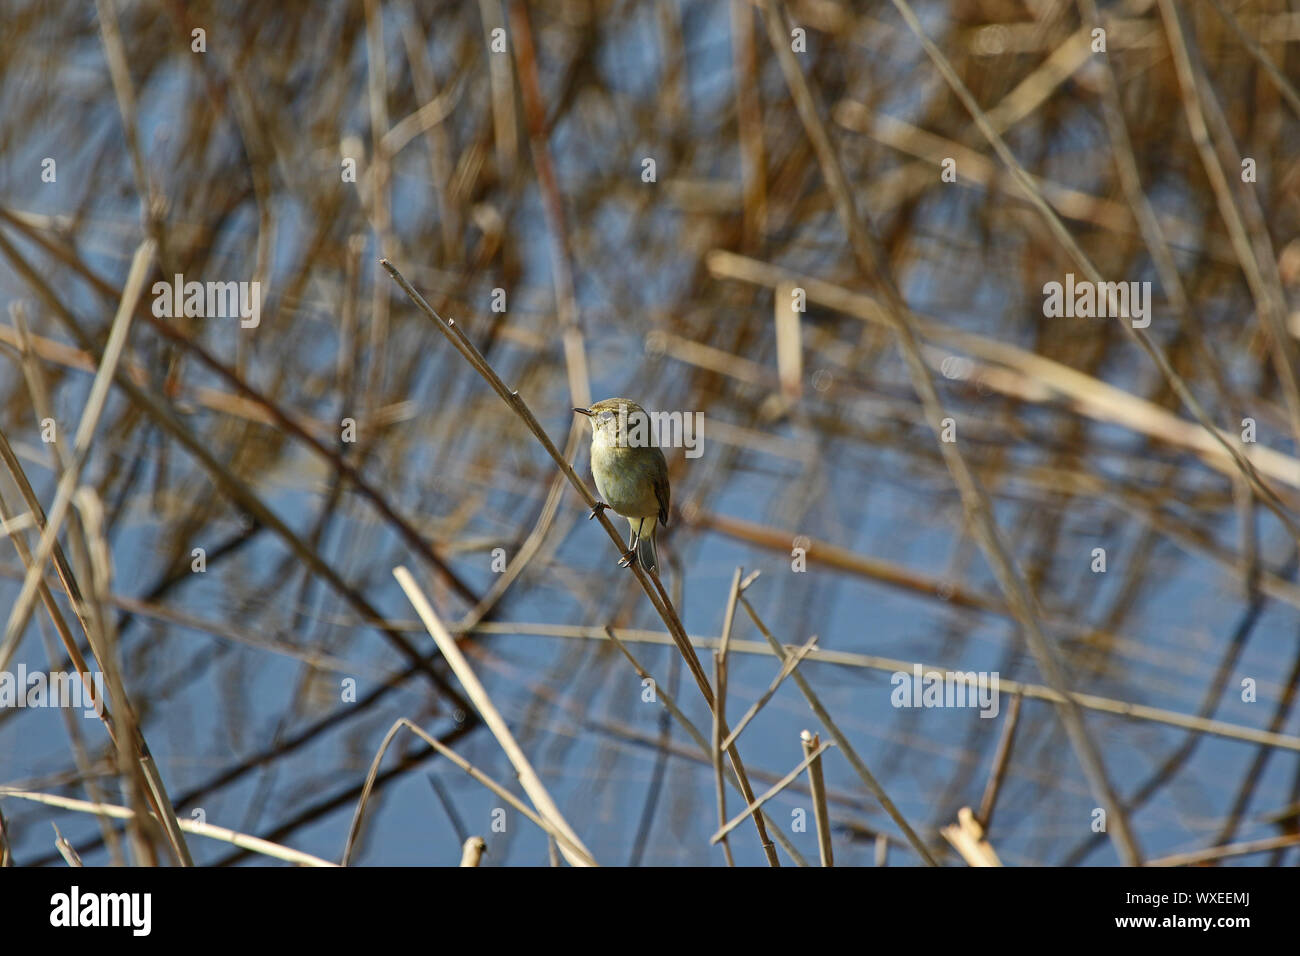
634 518 658 574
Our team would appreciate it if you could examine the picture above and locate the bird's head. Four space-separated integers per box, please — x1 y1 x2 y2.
573 398 649 443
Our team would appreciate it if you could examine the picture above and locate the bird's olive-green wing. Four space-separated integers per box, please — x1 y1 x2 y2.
652 447 670 526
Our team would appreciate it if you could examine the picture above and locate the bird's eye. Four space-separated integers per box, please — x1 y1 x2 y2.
599 410 614 422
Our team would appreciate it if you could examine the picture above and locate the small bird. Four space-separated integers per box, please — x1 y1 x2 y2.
574 398 670 573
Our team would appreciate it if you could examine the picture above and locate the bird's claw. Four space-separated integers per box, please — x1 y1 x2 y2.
617 548 636 568
589 501 609 521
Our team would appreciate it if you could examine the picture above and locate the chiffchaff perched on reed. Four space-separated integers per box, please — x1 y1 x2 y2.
574 398 670 573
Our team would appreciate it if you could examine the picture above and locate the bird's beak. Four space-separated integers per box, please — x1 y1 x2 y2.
573 407 591 416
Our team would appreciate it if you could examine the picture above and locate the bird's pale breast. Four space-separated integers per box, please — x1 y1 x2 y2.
591 442 662 518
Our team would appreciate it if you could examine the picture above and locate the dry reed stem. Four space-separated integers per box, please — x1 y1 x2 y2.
497 619 1300 753
712 568 743 863
0 231 474 707
1203 0 1300 118
344 716 595 867
0 480 123 861
75 487 193 866
776 5 1138 861
879 0 1298 545
395 566 597 866
738 593 938 864
0 789 336 867
601 626 809 866
0 207 480 603
708 250 1300 497
711 652 736 866
1157 0 1300 466
800 730 834 867
0 243 195 864
710 738 833 844
1146 832 1300 867
51 823 83 867
0 239 155 672
459 836 487 867
0 807 10 866
976 693 1023 835
721 634 819 751
941 807 1002 867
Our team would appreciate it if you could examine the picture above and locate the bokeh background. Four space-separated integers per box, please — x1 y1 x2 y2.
2 0 1300 866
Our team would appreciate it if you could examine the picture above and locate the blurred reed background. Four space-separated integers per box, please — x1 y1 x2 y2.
2 0 1300 866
